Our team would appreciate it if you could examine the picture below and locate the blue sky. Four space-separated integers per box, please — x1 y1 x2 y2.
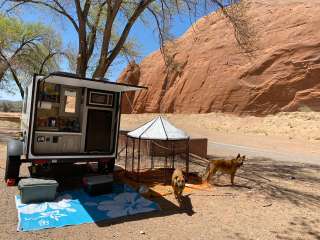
0 5 206 101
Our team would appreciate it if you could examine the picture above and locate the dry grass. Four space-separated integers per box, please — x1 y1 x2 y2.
120 112 320 143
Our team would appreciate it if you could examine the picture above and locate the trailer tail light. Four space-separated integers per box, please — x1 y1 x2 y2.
33 159 49 165
6 179 16 186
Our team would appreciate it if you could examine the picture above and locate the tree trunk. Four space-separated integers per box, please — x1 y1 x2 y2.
92 1 122 80
0 61 9 81
75 0 88 78
76 40 88 78
92 58 110 79
93 0 153 79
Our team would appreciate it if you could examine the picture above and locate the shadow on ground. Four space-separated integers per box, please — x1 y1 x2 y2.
272 216 320 240
95 193 195 227
204 156 320 208
28 163 195 227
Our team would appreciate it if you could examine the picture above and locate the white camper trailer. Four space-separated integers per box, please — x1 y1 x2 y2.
5 72 145 181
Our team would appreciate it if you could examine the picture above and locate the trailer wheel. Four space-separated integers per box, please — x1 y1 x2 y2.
98 161 106 173
107 158 115 173
5 140 23 182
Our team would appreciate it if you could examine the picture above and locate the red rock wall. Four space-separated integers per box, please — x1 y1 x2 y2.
118 0 320 115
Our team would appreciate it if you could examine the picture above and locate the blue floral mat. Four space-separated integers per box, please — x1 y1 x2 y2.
15 184 160 232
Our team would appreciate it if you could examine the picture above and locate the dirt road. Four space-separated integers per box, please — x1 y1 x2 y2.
120 113 320 166
187 128 320 165
207 140 320 165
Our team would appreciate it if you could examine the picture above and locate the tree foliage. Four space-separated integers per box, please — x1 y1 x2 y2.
3 0 253 80
0 14 62 97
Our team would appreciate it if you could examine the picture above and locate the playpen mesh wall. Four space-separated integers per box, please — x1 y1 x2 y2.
117 131 210 182
117 133 190 182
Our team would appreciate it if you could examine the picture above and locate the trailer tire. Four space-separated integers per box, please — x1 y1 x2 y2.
5 155 21 181
5 139 23 181
107 158 115 173
98 161 106 173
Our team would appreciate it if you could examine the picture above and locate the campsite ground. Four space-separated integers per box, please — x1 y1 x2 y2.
0 112 320 240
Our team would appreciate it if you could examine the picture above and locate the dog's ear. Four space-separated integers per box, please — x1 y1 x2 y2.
236 153 241 159
242 155 246 161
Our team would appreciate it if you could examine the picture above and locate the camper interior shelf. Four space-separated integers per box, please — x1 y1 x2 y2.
39 82 60 102
36 82 81 133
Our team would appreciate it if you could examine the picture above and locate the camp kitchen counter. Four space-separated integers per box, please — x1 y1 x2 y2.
34 131 82 154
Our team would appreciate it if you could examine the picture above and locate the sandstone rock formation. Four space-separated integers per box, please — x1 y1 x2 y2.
118 61 140 113
118 0 320 115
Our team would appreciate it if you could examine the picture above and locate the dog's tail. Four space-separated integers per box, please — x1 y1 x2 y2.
201 162 211 183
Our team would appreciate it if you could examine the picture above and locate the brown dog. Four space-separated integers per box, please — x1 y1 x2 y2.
171 169 185 203
202 154 245 185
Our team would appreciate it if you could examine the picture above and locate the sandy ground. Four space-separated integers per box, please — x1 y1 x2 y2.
0 112 320 239
0 112 20 141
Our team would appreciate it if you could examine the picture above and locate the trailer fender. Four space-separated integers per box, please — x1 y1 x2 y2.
7 139 23 157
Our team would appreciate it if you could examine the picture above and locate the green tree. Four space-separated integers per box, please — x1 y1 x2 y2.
4 0 252 80
0 14 62 97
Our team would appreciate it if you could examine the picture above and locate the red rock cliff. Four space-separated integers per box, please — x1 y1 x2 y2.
118 0 320 115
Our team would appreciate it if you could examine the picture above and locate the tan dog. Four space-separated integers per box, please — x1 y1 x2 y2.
171 169 185 203
203 154 245 185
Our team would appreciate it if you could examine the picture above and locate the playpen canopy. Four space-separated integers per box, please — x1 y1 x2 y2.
127 116 189 140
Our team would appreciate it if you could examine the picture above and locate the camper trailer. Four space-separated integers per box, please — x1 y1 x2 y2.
5 72 145 182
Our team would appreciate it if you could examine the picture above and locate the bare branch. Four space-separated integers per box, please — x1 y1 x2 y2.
0 49 24 96
9 67 24 97
93 0 154 78
38 51 65 74
147 7 166 57
87 1 107 60
210 0 255 53
83 0 91 19
92 0 124 78
9 0 79 32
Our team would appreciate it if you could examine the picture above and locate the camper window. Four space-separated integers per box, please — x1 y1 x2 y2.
64 90 77 113
60 87 80 116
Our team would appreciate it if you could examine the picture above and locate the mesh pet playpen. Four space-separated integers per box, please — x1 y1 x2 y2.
118 116 190 183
